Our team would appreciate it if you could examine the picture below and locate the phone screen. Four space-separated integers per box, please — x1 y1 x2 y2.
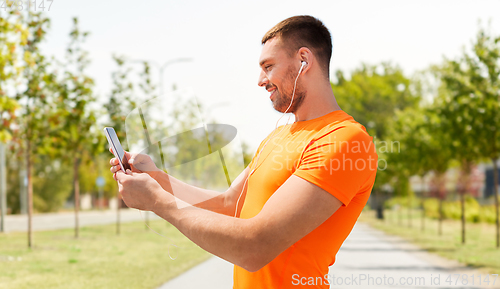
104 127 131 171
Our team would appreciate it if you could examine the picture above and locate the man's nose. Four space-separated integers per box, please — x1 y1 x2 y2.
258 70 268 87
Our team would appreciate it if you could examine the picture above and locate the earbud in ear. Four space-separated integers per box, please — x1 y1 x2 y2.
298 61 307 75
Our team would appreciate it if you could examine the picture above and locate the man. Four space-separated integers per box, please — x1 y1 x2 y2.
110 15 378 288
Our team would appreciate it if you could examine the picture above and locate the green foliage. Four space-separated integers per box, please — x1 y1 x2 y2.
423 196 496 224
384 195 421 210
0 9 25 142
158 97 240 189
15 11 59 154
105 54 136 145
478 205 498 224
78 153 118 199
32 158 72 213
53 17 101 163
332 63 421 192
433 24 500 167
423 198 440 219
240 141 253 167
332 63 420 140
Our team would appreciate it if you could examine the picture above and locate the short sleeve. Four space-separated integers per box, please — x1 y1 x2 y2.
293 125 378 206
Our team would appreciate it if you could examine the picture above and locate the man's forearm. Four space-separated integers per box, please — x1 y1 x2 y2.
151 171 235 216
153 197 262 272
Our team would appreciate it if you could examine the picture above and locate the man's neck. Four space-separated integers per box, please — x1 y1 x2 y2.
293 81 341 122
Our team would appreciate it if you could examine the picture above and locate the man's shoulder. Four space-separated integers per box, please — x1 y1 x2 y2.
314 117 372 145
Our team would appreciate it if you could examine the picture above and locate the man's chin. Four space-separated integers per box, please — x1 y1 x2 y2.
272 103 290 113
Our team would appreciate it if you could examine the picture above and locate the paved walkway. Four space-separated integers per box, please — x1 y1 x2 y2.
1 209 160 232
158 223 499 289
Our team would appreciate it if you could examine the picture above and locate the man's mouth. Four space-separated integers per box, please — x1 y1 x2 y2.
268 87 277 100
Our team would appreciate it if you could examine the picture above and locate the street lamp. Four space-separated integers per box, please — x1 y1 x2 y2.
129 57 193 167
156 58 193 97
131 57 193 98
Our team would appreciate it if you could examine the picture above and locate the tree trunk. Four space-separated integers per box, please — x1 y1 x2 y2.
27 140 33 248
438 172 444 236
73 157 80 239
375 190 384 220
408 193 412 228
460 188 465 244
421 175 425 232
0 143 6 233
116 192 121 235
492 158 499 248
398 199 402 226
438 196 443 236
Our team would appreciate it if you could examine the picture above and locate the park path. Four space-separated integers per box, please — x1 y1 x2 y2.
1 209 159 233
158 222 499 289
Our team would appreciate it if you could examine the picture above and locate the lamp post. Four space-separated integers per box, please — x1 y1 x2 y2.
130 57 193 166
131 57 193 98
130 58 192 226
156 58 192 97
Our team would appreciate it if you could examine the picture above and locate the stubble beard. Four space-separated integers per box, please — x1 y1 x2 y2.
271 66 306 113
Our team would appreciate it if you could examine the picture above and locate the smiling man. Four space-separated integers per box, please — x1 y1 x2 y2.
110 15 378 288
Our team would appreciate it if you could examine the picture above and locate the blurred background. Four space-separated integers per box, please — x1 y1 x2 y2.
1 0 500 288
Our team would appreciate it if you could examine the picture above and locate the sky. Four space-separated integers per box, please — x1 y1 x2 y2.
34 0 500 151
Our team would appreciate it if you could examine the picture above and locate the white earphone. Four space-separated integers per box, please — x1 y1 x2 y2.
233 60 308 217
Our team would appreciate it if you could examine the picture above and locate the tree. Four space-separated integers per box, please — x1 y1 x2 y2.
435 24 500 246
388 106 430 228
425 101 455 235
0 9 24 231
105 54 136 235
105 54 136 145
137 61 156 228
54 17 100 238
15 11 59 248
332 63 420 219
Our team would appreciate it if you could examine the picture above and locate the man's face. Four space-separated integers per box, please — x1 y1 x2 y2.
258 38 306 113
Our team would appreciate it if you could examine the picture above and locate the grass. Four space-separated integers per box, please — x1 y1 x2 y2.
0 220 211 289
360 209 500 274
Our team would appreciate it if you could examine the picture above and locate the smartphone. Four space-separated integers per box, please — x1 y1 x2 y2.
104 127 132 172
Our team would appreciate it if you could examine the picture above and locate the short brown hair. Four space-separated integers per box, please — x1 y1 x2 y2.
262 15 332 76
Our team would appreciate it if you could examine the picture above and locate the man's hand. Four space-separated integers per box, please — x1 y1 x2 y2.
114 169 172 212
109 147 161 174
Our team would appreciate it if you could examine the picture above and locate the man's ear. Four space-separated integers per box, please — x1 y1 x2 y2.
297 47 313 73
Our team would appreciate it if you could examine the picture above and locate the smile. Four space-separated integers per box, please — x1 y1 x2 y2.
269 88 277 100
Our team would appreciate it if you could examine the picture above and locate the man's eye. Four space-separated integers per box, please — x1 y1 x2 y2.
265 65 272 70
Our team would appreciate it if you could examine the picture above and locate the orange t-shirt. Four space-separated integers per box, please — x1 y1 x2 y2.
233 110 378 289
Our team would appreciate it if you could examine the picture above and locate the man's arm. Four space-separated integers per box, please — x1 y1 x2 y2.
110 151 249 216
115 171 342 272
151 167 249 216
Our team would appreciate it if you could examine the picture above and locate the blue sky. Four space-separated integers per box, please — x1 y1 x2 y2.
35 0 500 150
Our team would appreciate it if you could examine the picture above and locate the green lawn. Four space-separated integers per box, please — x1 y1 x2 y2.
0 220 211 289
360 209 500 274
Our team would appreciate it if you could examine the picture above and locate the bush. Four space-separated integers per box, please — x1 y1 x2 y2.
424 198 440 219
422 196 493 223
384 196 421 210
442 201 462 220
479 205 497 224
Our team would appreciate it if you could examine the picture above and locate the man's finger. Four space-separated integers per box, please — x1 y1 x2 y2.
115 170 129 183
